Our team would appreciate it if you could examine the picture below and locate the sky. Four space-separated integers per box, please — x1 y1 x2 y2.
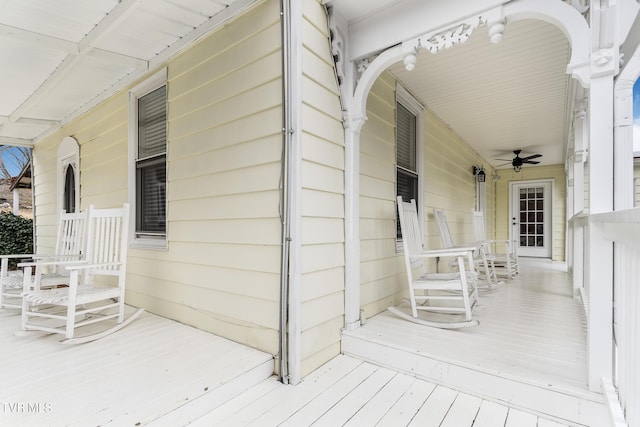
1 146 27 177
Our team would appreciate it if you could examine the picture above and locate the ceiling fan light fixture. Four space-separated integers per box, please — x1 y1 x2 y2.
514 164 522 173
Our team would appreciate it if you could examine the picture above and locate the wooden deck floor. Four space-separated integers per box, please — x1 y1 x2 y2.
342 258 609 426
0 259 609 426
0 307 273 427
190 354 570 427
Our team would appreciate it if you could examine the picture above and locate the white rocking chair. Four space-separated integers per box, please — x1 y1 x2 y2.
471 209 518 279
1 209 88 310
433 208 501 290
20 204 143 344
388 197 479 328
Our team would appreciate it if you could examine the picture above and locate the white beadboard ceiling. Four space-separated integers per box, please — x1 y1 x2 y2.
0 0 254 146
1 0 573 171
387 19 571 169
330 0 573 170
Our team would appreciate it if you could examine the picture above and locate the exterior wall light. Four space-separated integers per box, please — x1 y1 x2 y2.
473 166 486 182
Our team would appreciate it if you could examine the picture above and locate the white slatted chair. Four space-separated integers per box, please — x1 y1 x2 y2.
388 197 479 328
472 209 518 279
0 209 88 309
433 208 501 290
20 204 143 343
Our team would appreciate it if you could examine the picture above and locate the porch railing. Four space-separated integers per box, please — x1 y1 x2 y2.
589 208 640 427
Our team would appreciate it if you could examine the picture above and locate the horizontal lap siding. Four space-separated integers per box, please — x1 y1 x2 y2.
159 0 282 354
360 72 495 320
299 0 345 378
32 0 283 356
360 72 404 320
32 137 60 253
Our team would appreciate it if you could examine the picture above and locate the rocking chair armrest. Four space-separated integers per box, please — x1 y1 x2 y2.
18 255 86 267
65 262 122 271
0 253 37 260
418 246 476 257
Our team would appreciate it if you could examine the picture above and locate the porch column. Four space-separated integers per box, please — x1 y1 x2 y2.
587 72 615 392
344 118 364 331
572 106 586 297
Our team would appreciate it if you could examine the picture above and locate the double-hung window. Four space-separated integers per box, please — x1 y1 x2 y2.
129 69 167 247
396 84 423 241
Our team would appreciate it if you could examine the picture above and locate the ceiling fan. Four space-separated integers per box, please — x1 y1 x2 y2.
496 150 542 172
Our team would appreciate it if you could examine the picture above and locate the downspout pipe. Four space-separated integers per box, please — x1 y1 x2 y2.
279 0 294 385
278 0 303 386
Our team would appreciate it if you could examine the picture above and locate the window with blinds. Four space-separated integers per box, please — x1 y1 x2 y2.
396 100 419 239
135 85 166 237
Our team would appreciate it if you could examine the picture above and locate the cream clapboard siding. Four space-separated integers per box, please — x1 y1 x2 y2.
495 165 566 261
299 0 345 377
360 71 494 319
32 137 65 253
32 0 283 356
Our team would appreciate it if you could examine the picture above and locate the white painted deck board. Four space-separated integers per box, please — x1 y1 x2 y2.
342 259 608 426
353 259 589 390
0 307 273 427
197 354 572 426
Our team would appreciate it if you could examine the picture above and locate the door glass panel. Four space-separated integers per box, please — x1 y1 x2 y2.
517 185 546 248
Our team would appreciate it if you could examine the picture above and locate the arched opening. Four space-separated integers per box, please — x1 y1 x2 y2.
344 1 590 330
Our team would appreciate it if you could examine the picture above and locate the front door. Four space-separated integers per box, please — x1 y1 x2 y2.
510 180 552 258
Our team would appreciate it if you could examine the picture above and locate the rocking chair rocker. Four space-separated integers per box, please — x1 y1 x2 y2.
388 197 479 329
1 209 88 310
20 204 143 344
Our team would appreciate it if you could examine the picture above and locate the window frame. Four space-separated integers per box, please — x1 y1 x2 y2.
128 68 168 249
395 84 424 250
57 136 80 214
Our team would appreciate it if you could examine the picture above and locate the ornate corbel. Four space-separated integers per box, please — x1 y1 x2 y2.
401 39 420 71
488 19 505 44
420 15 487 54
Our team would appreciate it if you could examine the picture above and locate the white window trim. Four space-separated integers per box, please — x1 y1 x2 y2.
396 83 425 251
128 68 168 250
57 136 80 214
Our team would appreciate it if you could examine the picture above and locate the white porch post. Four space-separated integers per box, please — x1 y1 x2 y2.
344 118 365 331
572 106 587 297
587 73 615 392
12 188 19 215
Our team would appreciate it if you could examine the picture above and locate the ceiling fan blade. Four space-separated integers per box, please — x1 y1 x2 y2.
521 153 542 161
495 158 513 162
523 160 540 164
495 162 512 167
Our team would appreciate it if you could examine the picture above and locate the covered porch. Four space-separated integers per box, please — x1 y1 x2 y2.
342 258 609 426
0 304 578 427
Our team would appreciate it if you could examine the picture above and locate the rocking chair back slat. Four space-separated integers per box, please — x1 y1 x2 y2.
390 197 480 328
472 209 518 279
1 209 88 309
21 204 138 343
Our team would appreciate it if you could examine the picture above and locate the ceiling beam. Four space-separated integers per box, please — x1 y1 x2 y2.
7 0 149 126
78 0 145 53
14 117 60 127
0 136 33 146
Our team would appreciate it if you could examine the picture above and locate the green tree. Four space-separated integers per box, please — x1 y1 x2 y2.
0 211 33 268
